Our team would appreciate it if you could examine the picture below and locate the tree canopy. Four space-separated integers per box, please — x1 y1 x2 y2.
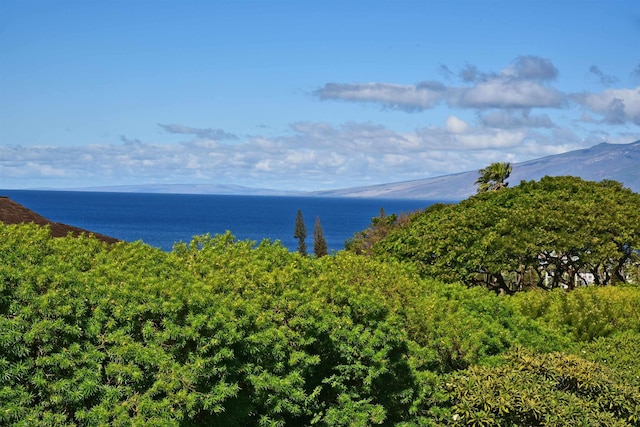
376 176 640 294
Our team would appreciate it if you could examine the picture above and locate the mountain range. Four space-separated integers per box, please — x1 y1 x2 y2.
70 140 640 200
314 140 640 200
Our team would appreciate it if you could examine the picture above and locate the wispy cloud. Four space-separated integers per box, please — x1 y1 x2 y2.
459 63 481 83
158 123 239 140
589 65 618 86
314 82 445 112
632 62 640 82
478 111 556 129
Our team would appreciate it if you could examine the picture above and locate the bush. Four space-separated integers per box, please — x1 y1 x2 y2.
1 227 421 425
507 285 640 342
578 331 640 388
442 348 640 426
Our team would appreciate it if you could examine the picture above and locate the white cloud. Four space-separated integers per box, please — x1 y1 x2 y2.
3 118 636 191
315 56 566 111
504 56 558 81
158 123 238 140
452 79 564 109
589 65 618 86
479 111 555 129
414 128 526 151
576 87 640 125
315 82 445 111
446 115 469 133
457 130 527 150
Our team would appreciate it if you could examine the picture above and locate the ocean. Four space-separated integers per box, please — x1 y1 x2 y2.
1 190 436 252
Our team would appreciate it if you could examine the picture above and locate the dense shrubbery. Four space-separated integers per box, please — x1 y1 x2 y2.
1 219 640 425
507 285 640 342
445 348 640 426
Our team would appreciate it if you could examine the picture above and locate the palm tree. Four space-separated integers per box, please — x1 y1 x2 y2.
475 162 512 193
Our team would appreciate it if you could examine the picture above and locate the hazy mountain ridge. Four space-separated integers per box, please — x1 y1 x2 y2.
313 140 640 200
64 140 640 200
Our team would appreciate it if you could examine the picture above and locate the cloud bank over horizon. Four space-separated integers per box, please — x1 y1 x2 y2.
2 55 638 191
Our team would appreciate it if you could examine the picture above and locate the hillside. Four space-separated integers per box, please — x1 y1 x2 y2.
314 140 640 200
0 196 119 243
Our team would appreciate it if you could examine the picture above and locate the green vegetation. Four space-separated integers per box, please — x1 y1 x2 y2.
2 176 640 425
345 208 416 256
374 176 640 294
294 209 307 256
313 217 328 258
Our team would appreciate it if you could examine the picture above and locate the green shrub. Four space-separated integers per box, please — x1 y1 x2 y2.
1 228 421 425
578 331 640 387
508 286 640 342
442 348 640 426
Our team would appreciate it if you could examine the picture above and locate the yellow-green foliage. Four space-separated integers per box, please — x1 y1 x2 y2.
580 331 640 387
1 223 639 426
508 286 640 342
444 348 640 427
1 225 424 426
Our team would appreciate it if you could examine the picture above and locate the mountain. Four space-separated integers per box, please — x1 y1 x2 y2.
314 140 640 200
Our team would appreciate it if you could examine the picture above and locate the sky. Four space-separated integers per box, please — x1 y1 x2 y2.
1 0 639 191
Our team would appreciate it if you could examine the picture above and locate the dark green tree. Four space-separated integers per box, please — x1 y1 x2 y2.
377 176 640 293
313 216 328 257
294 209 307 256
475 162 512 193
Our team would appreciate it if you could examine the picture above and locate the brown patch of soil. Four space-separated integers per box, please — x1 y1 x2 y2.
0 196 120 244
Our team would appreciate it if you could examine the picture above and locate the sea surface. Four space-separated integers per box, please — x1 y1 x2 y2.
2 190 437 252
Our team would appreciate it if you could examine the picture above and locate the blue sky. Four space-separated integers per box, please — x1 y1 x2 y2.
1 0 639 191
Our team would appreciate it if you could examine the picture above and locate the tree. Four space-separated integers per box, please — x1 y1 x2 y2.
294 209 307 256
475 162 512 193
376 176 640 293
345 208 417 255
313 216 328 257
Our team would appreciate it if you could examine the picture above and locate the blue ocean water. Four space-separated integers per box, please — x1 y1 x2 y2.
1 190 436 252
